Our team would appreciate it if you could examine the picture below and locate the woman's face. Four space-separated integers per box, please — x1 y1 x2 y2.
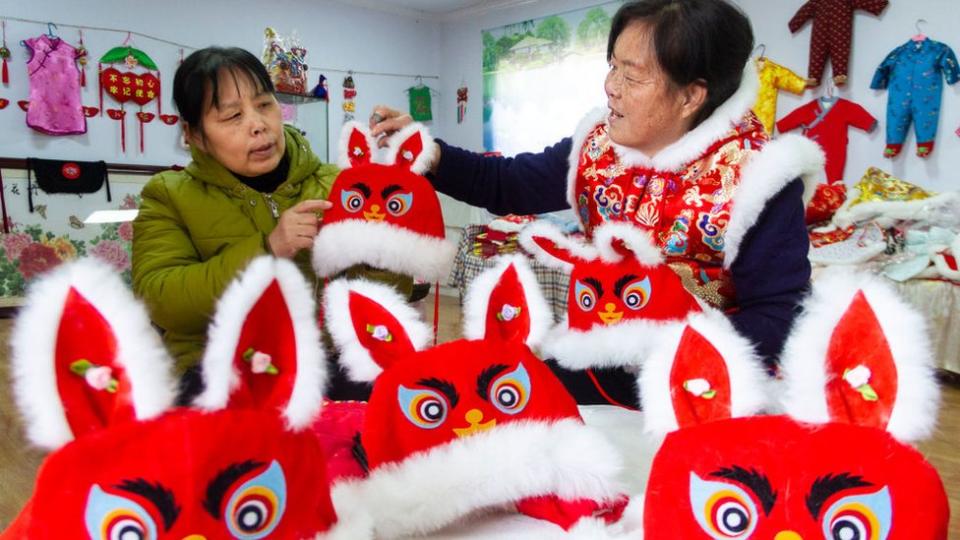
604 21 705 156
188 69 285 177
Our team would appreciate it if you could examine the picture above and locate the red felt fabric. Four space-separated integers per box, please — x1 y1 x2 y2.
347 291 417 372
483 264 531 343
644 416 948 539
516 494 628 531
346 127 372 168
669 326 732 427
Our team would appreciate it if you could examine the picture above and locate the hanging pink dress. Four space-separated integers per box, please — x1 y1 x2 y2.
25 34 86 135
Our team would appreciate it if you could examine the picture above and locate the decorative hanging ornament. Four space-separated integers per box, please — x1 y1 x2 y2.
1 20 11 85
98 36 165 153
76 30 87 88
342 74 356 122
456 85 468 124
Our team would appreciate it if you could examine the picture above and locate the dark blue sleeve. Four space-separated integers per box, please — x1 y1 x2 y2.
729 178 811 368
430 138 573 215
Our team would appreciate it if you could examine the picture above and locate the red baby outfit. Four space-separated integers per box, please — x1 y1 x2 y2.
788 0 889 87
777 97 877 223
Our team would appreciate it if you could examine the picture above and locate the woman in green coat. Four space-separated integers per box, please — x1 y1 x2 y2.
133 47 401 401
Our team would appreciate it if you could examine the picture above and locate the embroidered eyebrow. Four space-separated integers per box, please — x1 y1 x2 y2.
710 466 778 516
476 364 510 400
381 184 404 198
583 277 604 298
806 472 872 520
350 182 371 198
614 274 640 297
417 377 459 408
202 460 265 519
114 478 181 531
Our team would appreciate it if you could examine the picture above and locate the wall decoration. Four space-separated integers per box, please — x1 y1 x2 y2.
342 73 356 121
1 20 11 85
261 27 309 95
456 84 468 124
482 2 619 154
24 26 87 135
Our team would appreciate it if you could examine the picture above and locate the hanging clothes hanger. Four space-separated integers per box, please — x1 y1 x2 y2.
46 23 59 40
753 43 767 60
912 19 928 42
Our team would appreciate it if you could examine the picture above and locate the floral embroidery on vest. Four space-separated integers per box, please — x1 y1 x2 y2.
572 113 768 308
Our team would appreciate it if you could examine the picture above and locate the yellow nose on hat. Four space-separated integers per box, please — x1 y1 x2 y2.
598 302 623 325
182 536 207 540
775 531 802 540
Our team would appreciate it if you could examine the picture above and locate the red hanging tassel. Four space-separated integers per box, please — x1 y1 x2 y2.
79 67 85 87
139 117 144 153
121 112 126 153
156 71 162 116
98 63 103 116
1 59 7 85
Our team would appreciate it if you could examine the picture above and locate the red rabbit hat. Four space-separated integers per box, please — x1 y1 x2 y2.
312 121 455 282
641 268 948 539
2 256 362 539
324 256 634 538
520 220 706 370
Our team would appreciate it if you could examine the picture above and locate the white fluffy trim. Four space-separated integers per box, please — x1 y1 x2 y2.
518 221 599 272
312 220 456 281
331 419 624 539
593 221 663 266
336 120 377 170
831 191 960 229
194 257 326 431
382 122 438 175
461 255 554 347
566 106 611 210
778 268 939 442
543 318 676 372
723 134 825 268
323 278 431 382
11 258 176 450
640 309 767 435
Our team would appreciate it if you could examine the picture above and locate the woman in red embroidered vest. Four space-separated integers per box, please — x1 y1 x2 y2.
371 0 824 406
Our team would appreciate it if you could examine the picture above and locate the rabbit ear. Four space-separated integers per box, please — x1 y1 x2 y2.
593 222 663 266
11 259 176 450
518 221 598 272
324 279 431 382
194 257 326 431
383 122 437 175
337 121 376 169
641 309 766 435
462 255 553 347
779 269 938 442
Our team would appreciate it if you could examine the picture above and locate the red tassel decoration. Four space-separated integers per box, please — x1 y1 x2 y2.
156 72 162 116
1 60 7 85
79 67 85 87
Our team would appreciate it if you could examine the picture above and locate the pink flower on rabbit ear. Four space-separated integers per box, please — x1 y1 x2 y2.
84 366 114 391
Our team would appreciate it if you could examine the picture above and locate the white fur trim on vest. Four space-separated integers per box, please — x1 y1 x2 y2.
778 268 938 442
11 259 177 450
723 134 825 268
312 219 456 281
331 419 624 539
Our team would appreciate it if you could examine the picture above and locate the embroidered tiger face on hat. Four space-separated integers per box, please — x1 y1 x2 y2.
312 121 455 282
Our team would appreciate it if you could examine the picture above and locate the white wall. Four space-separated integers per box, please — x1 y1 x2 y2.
0 0 441 166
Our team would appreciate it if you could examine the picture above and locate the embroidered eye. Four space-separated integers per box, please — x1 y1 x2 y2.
621 277 651 311
385 192 413 216
225 461 287 539
689 473 758 539
341 189 365 212
488 363 531 415
398 385 448 429
84 485 158 540
574 280 597 312
821 486 891 540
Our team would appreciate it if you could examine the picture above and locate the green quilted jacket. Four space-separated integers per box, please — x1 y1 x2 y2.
133 125 410 373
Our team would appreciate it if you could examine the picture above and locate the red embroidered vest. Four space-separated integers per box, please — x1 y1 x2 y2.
571 113 768 308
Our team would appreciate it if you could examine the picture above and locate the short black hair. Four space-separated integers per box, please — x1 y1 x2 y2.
608 0 754 127
173 46 274 129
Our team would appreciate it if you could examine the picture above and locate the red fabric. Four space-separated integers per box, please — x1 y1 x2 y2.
809 224 855 247
8 409 337 538
788 0 890 85
805 182 848 225
668 326 732 427
483 264 531 343
395 130 424 168
2 58 7 85
312 400 368 482
346 127 373 167
825 291 897 429
55 288 135 437
777 98 876 183
644 416 948 539
347 291 417 371
516 494 628 531
572 115 768 309
0 98 7 109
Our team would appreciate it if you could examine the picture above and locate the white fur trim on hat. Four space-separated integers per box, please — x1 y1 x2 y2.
461 255 554 347
640 309 767 435
593 221 663 266
723 134 825 268
543 317 672 372
323 278 431 382
337 121 377 170
382 122 438 176
518 221 600 272
194 257 326 431
11 259 177 450
312 219 456 281
778 268 938 442
331 418 624 539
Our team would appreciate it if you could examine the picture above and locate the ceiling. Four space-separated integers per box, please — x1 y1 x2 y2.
331 0 537 19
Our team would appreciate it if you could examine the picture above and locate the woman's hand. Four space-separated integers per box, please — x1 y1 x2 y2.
267 199 332 258
369 105 413 147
